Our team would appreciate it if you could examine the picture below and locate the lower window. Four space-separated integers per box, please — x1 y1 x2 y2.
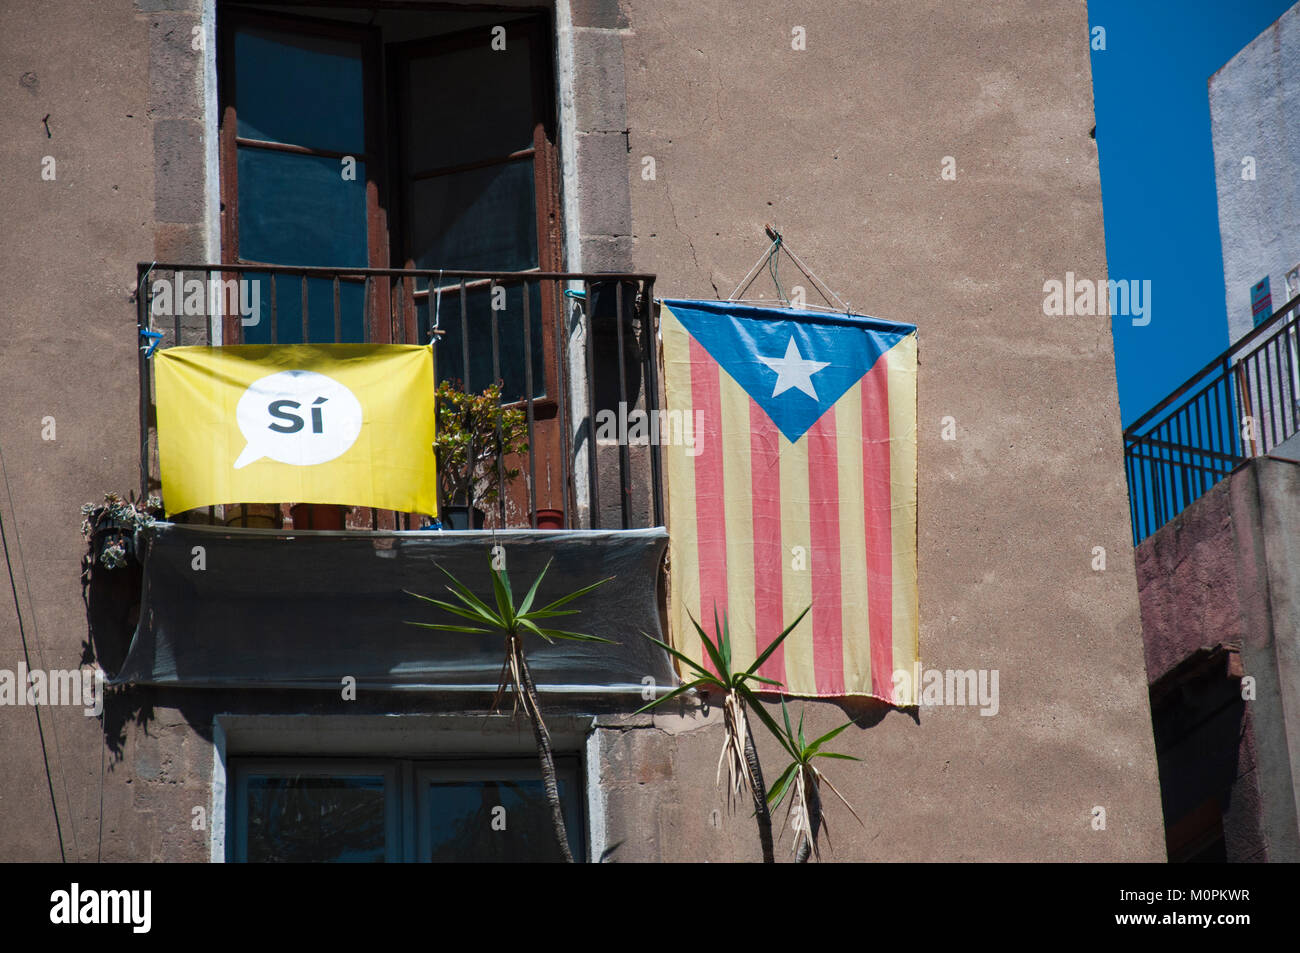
229 757 584 862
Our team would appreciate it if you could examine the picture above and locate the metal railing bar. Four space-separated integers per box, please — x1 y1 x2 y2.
584 280 600 529
137 264 150 500
333 276 341 344
644 279 664 527
523 281 537 529
137 265 662 534
615 281 631 529
555 280 570 529
459 280 469 392
140 262 658 282
1125 291 1300 437
491 281 504 527
1124 434 1240 465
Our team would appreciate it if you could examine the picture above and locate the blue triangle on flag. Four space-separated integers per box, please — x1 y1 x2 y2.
663 300 915 443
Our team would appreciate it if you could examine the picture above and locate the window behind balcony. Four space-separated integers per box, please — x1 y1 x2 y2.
222 13 378 344
218 7 561 406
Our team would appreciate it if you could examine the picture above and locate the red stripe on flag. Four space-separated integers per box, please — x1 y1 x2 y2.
861 357 895 700
690 336 727 676
750 400 785 689
807 408 844 695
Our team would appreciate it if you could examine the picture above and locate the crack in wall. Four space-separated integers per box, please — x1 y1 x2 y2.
663 179 720 298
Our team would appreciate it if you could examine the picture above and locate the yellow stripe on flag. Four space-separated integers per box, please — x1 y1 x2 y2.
887 334 920 705
719 370 756 673
779 431 816 692
661 307 704 671
835 381 873 693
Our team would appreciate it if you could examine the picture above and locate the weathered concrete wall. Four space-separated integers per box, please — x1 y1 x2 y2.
608 0 1164 860
1134 471 1252 683
0 0 153 862
1209 1 1300 340
1136 456 1300 861
0 0 1166 862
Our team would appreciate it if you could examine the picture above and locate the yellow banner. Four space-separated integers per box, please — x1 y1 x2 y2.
155 344 437 517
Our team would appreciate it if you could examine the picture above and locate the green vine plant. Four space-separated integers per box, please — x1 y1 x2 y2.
406 556 613 862
433 379 528 519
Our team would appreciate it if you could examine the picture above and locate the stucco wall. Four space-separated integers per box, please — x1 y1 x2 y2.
0 0 153 862
608 0 1163 860
1209 1 1300 340
0 0 1166 862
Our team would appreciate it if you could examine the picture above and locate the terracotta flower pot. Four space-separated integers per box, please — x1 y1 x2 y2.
535 508 565 530
290 504 347 530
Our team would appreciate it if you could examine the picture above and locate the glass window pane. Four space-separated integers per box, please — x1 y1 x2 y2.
403 42 535 174
242 774 387 863
235 27 365 154
428 283 545 402
421 774 582 862
409 161 538 273
237 149 368 268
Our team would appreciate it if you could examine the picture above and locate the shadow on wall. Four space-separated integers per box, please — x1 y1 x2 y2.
81 552 154 762
831 695 915 729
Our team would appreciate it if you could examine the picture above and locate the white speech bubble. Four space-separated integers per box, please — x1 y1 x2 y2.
233 370 363 469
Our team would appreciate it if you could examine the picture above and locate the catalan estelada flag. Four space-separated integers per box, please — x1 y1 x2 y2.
154 344 437 517
661 300 918 703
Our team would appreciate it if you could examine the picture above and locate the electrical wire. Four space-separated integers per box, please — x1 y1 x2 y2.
0 438 67 861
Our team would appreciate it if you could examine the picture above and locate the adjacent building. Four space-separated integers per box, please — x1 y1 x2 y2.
1125 1 1300 862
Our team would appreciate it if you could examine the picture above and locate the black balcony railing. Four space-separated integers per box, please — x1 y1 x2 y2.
134 262 663 531
1124 293 1300 543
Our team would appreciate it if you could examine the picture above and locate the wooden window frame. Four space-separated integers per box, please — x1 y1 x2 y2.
218 7 393 346
388 14 564 414
215 6 567 526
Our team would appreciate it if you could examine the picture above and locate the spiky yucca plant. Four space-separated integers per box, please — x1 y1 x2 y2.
407 557 611 862
766 699 863 862
638 606 810 864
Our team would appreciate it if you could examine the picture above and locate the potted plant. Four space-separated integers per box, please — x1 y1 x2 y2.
434 379 528 529
80 492 163 571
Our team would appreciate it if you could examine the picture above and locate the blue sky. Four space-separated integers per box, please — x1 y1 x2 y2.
1088 0 1294 427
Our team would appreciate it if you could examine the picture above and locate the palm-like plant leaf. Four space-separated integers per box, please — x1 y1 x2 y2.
635 606 815 864
637 632 722 687
405 621 493 634
516 558 550 616
764 698 864 862
746 604 810 677
534 577 615 614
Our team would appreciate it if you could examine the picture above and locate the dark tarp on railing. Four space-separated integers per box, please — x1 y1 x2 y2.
114 523 672 693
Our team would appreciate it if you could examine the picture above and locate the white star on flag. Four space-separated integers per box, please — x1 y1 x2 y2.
758 335 830 400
